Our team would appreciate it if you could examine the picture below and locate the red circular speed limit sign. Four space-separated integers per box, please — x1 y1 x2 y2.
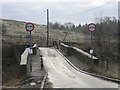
25 23 34 32
88 23 96 32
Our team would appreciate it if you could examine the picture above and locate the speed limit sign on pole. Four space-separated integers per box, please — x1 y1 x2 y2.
25 23 34 32
25 22 34 72
88 23 96 64
88 23 96 32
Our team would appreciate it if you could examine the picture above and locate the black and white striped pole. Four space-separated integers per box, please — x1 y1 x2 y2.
40 55 43 70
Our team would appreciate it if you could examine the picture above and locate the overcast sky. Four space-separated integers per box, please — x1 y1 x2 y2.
1 0 118 25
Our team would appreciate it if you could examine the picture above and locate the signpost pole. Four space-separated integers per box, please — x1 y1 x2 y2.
91 32 93 64
30 31 32 71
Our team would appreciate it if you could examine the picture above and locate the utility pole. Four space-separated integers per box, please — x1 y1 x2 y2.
47 9 49 46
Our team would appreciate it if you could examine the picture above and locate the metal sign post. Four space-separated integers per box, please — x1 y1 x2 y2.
91 32 93 62
29 31 32 71
88 23 96 64
25 23 34 72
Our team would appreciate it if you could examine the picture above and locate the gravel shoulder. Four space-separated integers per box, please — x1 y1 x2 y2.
20 49 46 88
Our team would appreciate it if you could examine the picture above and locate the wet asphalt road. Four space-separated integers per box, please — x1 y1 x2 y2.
39 47 118 88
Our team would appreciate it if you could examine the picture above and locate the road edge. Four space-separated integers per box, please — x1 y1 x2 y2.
55 48 120 84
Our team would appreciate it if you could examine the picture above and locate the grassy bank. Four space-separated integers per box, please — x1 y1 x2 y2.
2 44 24 86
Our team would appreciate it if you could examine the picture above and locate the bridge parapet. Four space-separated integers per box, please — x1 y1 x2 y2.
20 48 29 76
60 43 99 67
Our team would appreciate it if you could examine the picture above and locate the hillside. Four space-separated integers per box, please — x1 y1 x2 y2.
1 19 85 43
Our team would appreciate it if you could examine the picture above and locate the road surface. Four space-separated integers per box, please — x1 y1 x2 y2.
39 47 118 88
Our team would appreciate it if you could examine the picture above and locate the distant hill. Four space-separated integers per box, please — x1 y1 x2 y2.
1 19 46 36
1 19 85 42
